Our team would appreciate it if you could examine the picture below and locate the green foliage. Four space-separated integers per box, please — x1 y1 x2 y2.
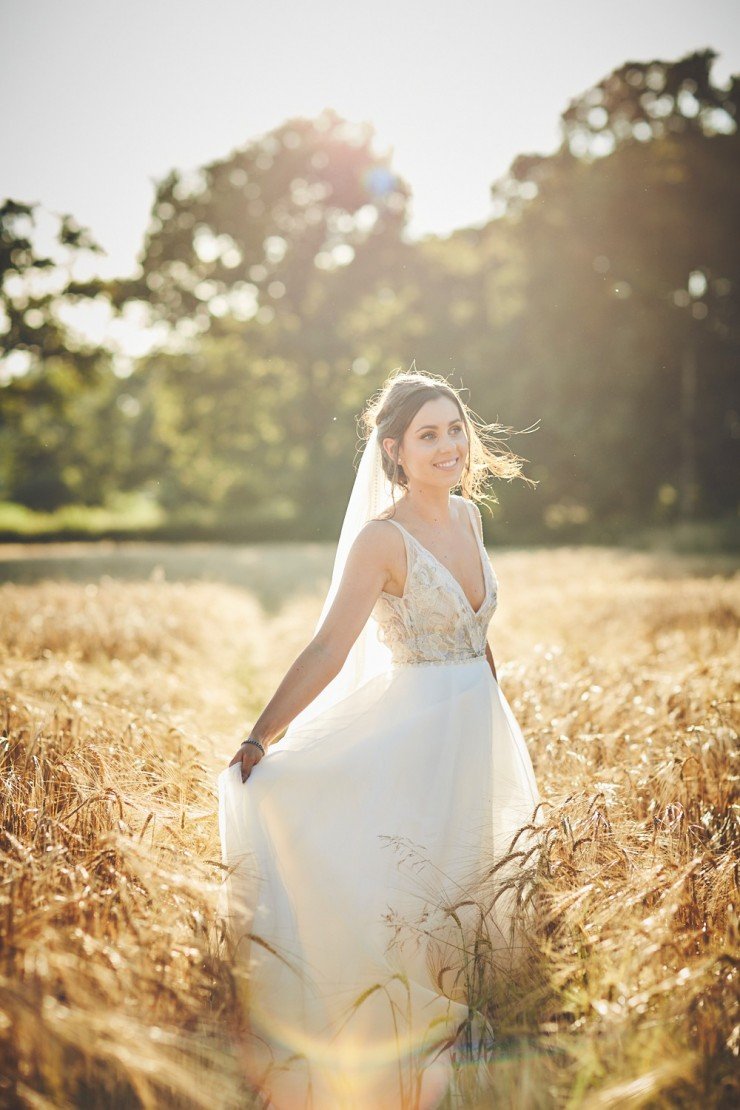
0 52 737 541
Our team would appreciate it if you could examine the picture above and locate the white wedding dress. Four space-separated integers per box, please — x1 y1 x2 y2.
217 496 541 1109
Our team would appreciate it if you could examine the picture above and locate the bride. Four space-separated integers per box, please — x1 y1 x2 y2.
217 367 543 1109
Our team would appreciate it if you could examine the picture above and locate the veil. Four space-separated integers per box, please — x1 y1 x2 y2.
281 425 398 741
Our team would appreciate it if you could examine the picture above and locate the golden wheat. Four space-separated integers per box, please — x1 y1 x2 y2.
0 547 737 1108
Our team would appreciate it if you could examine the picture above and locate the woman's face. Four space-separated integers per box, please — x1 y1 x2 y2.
383 395 469 488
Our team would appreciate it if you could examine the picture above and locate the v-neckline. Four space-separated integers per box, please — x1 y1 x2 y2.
389 508 490 618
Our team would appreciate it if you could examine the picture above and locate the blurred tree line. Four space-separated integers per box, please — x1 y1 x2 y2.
0 48 737 544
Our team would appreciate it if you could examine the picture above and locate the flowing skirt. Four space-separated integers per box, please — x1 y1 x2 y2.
217 656 541 1109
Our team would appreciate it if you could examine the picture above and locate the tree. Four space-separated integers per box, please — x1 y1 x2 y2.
0 201 121 509
482 49 739 527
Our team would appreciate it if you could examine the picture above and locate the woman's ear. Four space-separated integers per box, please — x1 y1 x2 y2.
381 437 399 465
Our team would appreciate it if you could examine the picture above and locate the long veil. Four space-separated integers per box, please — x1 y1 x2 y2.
281 426 397 741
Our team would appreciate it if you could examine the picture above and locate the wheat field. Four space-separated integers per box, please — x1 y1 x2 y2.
0 544 737 1109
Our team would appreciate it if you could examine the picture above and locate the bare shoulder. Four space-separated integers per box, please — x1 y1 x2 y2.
454 494 484 537
351 518 404 564
452 492 477 518
343 521 406 599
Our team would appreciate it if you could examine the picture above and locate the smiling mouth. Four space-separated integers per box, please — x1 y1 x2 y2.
433 458 460 470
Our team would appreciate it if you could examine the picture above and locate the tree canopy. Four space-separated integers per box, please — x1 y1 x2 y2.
1 51 737 541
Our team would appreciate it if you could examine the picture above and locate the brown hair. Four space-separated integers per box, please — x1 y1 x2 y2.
359 363 537 518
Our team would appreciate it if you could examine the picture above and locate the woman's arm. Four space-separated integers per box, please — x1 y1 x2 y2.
229 521 401 779
238 640 343 750
485 639 498 683
467 501 498 684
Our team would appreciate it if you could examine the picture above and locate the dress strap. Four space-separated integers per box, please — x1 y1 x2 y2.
380 517 412 594
459 496 483 547
382 516 409 545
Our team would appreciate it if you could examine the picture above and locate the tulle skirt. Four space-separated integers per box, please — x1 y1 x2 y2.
217 656 542 1109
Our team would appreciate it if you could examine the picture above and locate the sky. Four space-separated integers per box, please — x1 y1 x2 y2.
2 0 738 281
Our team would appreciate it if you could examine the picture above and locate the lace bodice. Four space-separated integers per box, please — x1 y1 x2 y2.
370 496 498 666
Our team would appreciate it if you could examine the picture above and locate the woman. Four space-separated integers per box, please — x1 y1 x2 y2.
218 368 543 1109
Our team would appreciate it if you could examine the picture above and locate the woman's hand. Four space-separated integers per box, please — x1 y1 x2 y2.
229 741 266 783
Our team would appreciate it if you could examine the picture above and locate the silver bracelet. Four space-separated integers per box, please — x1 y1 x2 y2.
239 736 266 756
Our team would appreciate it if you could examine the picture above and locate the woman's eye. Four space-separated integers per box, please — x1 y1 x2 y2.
422 426 462 440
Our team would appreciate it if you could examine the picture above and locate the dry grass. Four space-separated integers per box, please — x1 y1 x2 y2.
0 546 737 1109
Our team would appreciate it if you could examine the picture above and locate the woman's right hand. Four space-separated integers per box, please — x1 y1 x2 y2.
228 741 266 783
